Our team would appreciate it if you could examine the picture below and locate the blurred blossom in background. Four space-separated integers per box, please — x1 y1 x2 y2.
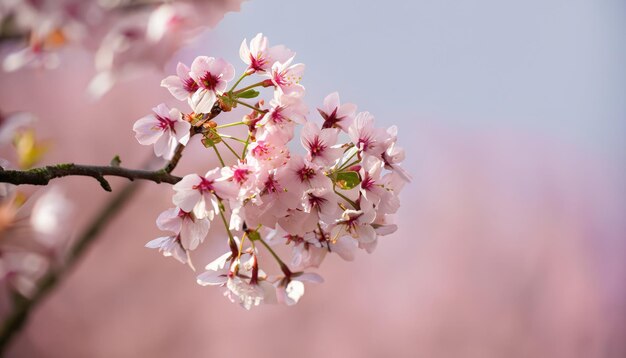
0 0 625 357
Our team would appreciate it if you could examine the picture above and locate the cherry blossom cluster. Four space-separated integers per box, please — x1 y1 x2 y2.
0 0 243 97
135 33 410 309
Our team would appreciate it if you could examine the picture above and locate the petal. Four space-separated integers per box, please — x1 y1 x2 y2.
156 207 182 233
205 251 232 271
145 236 172 249
300 121 319 146
153 132 176 159
152 103 171 119
285 280 305 305
239 38 251 65
173 120 191 144
249 33 266 55
180 216 210 250
133 116 162 145
297 272 324 283
330 236 357 261
211 58 235 82
160 75 188 100
356 224 377 244
175 62 190 79
189 89 216 114
267 44 294 65
323 92 340 112
197 270 227 286
189 56 213 83
172 175 203 211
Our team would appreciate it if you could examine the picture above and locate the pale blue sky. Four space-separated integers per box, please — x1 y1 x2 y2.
183 0 625 160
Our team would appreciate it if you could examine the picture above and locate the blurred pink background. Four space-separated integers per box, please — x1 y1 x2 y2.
1 0 625 357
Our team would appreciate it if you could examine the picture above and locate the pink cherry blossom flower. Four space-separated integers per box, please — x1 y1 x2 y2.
133 103 190 160
225 273 268 310
156 207 209 251
348 111 389 158
301 187 339 224
197 246 272 310
246 136 290 170
145 235 188 265
277 209 318 236
282 155 332 195
375 172 404 215
382 125 412 182
318 92 357 132
220 162 256 200
372 214 398 237
160 62 199 101
256 91 308 145
268 56 305 95
172 168 238 219
239 33 293 74
188 56 235 113
300 121 342 166
242 169 301 229
196 251 232 286
331 200 377 245
290 236 327 269
359 157 388 207
267 226 330 269
302 224 359 264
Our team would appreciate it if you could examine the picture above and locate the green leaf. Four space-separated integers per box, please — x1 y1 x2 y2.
236 89 260 99
335 171 361 190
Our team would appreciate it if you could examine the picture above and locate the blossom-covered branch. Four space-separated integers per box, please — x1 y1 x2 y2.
0 163 183 191
136 33 411 309
0 32 411 320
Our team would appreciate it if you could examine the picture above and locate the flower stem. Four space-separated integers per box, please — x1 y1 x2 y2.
228 73 248 93
220 138 241 160
241 133 251 159
233 81 266 95
216 121 245 129
337 151 358 171
233 99 267 114
211 144 225 167
219 134 248 144
333 186 358 209
211 146 238 252
338 159 360 172
256 236 291 277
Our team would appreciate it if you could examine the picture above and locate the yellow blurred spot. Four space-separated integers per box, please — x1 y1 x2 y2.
13 130 50 169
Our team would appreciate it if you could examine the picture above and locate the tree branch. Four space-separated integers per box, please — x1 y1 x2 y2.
0 163 183 191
